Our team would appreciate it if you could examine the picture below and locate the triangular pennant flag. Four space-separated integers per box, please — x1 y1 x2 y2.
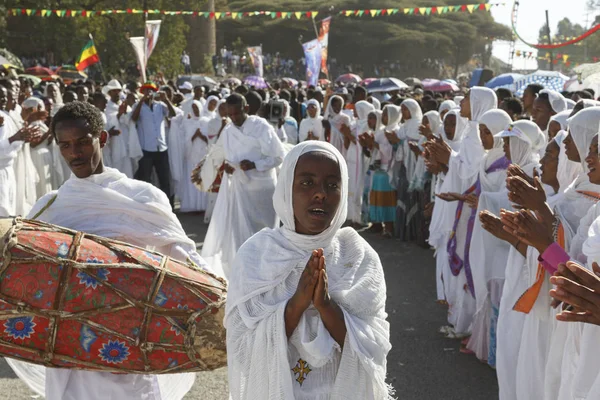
305 11 312 18
461 5 468 12
214 12 222 19
425 7 431 15
370 9 377 17
232 12 239 19
295 11 302 19
276 11 282 18
404 8 411 14
376 10 382 16
419 8 426 15
312 11 318 18
345 10 353 16
485 4 492 11
387 8 394 15
467 5 475 13
26 9 32 16
357 10 364 16
209 12 214 18
59 10 67 17
281 12 287 18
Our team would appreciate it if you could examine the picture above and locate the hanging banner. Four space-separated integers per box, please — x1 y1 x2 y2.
318 17 331 77
145 20 161 63
130 36 147 83
302 39 322 87
247 46 264 77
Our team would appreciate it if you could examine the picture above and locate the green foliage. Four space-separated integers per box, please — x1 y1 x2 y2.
1 0 511 79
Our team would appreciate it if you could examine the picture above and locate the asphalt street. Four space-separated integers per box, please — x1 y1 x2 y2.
0 212 498 399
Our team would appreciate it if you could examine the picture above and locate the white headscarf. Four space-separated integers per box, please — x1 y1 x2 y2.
568 107 600 173
479 109 512 150
566 99 576 109
539 89 568 113
43 83 63 107
470 87 498 122
369 110 383 133
22 97 45 111
550 110 571 131
441 110 464 152
273 141 348 251
582 99 600 109
496 120 543 166
298 99 324 142
554 130 583 192
423 110 442 135
355 100 375 136
398 98 423 140
382 104 401 131
203 95 219 119
370 97 381 110
438 100 457 117
324 95 344 120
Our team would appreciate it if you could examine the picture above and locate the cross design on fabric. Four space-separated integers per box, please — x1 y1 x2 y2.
292 358 312 386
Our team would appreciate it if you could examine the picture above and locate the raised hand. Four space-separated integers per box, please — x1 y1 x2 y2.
312 254 330 311
385 130 400 145
480 210 514 243
550 261 600 326
419 124 434 140
507 169 546 210
509 210 554 254
409 141 422 157
465 193 479 209
429 140 451 165
436 192 463 202
291 249 323 312
507 164 534 186
10 126 41 143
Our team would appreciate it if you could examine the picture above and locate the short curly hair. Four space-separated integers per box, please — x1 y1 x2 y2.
51 101 104 140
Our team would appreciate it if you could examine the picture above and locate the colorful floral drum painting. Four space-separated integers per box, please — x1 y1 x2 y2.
0 217 227 373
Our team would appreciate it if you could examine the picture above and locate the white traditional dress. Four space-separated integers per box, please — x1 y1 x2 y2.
298 99 324 142
0 110 23 216
225 141 393 400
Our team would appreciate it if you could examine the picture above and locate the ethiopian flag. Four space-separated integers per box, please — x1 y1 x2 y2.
75 39 99 71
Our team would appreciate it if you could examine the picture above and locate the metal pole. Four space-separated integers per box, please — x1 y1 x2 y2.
546 10 554 71
89 33 107 82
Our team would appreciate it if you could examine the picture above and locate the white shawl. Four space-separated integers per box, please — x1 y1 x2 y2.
225 141 392 400
299 99 324 142
325 95 352 154
7 167 214 400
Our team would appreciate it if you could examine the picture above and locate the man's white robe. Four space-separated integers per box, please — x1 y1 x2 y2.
6 167 216 400
201 115 284 278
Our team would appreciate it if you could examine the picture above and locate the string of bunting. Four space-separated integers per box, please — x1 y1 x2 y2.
8 3 501 19
511 0 600 49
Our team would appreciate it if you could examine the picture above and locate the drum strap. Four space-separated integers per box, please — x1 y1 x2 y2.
31 195 57 220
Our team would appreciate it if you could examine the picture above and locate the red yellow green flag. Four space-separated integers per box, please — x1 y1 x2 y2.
75 39 99 71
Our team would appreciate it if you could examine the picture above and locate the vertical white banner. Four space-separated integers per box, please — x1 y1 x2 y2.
130 36 147 83
145 20 162 64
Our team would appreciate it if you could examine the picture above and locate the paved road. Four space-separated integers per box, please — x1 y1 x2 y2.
0 212 498 399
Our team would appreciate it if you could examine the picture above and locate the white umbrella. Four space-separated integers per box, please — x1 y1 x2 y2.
574 63 600 81
513 70 569 96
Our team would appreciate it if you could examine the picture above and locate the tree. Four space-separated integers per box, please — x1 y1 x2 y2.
1 0 511 80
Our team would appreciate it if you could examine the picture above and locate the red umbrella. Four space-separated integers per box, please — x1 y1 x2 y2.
360 78 378 86
335 73 362 84
25 66 58 81
422 79 459 92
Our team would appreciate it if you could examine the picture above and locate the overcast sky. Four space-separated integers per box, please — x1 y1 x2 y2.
490 0 592 70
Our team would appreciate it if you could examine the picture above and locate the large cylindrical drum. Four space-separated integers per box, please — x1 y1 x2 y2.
0 217 227 374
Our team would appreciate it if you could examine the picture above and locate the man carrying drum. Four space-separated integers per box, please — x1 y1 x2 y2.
7 101 218 400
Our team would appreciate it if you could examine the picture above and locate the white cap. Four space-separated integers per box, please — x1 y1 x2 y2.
101 79 123 96
495 120 544 149
178 81 193 91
